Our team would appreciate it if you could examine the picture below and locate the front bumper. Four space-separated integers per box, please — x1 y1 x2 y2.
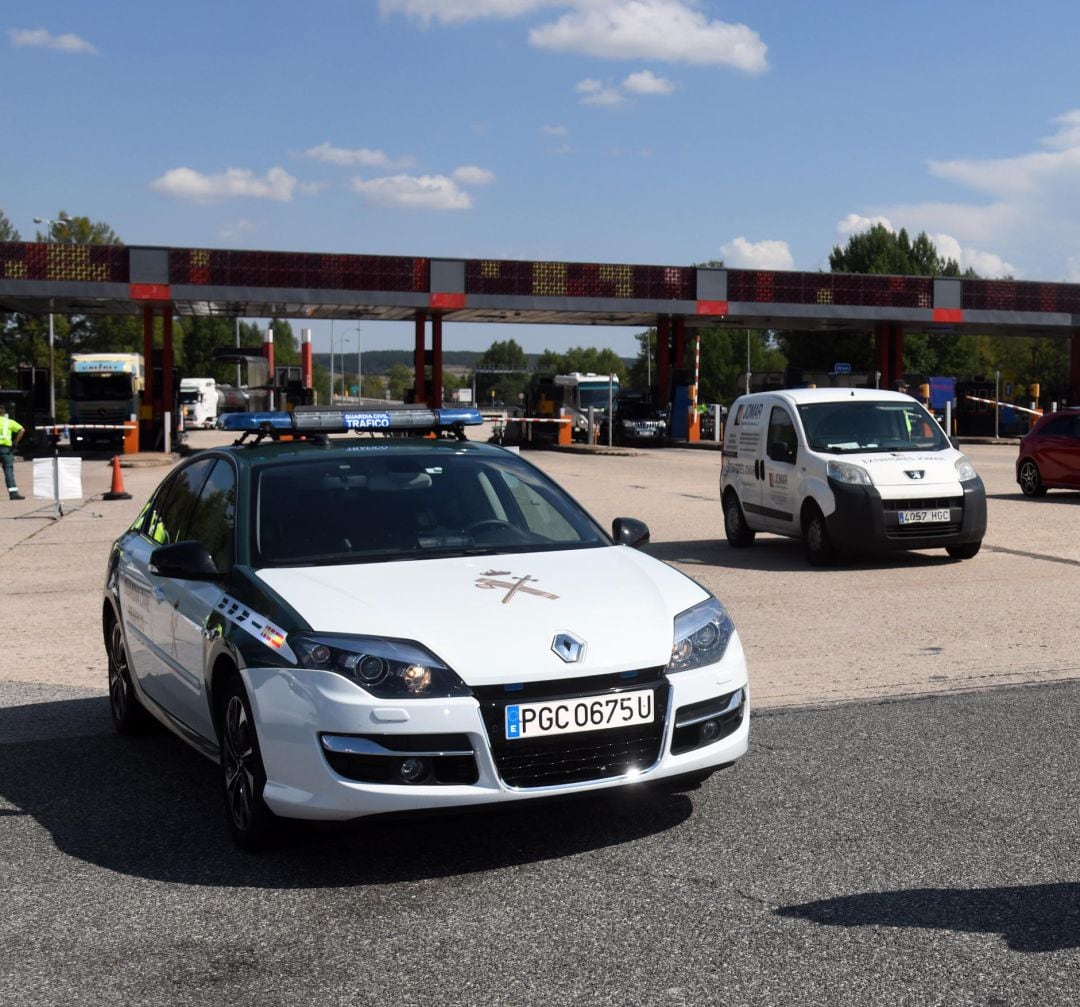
825 476 987 553
242 638 750 821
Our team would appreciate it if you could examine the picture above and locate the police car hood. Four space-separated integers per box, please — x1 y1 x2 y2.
256 546 707 686
848 451 964 494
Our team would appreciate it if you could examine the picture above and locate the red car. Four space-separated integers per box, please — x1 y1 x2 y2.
1016 408 1080 496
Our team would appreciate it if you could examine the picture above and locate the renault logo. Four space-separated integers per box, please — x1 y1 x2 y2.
552 632 586 663
904 470 925 480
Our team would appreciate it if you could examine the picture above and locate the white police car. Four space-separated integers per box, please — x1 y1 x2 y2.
104 406 749 848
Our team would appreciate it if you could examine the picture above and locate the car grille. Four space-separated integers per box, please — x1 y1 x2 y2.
882 497 962 539
475 669 669 789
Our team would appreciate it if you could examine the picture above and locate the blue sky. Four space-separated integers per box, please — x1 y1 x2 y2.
6 0 1080 356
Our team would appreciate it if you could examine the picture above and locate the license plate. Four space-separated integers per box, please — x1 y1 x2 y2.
898 508 951 525
505 689 655 740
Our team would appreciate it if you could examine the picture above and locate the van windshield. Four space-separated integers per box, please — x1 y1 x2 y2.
797 400 948 453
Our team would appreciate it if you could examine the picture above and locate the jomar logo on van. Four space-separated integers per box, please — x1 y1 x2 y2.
735 402 766 425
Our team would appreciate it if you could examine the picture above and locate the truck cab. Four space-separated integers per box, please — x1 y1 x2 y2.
179 378 219 429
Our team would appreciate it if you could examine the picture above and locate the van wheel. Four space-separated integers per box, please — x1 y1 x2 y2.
946 540 982 560
724 493 755 548
803 506 835 566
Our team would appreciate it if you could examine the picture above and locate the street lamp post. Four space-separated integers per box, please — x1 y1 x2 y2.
32 215 71 420
332 326 361 403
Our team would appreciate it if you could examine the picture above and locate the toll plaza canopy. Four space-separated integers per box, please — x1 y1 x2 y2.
3 241 1080 410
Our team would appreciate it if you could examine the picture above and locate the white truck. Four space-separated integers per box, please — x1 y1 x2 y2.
179 377 220 429
553 372 620 441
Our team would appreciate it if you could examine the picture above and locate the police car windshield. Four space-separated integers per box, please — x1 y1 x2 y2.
798 401 948 453
253 448 608 566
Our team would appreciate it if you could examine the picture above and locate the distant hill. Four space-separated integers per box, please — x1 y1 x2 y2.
313 350 635 374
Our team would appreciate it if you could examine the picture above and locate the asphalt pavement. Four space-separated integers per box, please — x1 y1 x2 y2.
2 432 1079 1005
1 677 1078 1006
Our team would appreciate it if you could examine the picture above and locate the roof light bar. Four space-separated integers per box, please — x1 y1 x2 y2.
218 406 483 435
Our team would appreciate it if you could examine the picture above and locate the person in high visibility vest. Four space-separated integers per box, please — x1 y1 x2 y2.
0 404 26 501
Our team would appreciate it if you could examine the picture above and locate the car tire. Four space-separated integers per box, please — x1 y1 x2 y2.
724 492 755 548
946 540 982 560
108 619 152 734
219 675 279 851
1018 459 1047 497
803 505 835 567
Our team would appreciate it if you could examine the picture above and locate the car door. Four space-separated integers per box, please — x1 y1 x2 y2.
1033 415 1074 485
728 399 768 529
759 405 800 533
153 457 236 743
136 458 216 722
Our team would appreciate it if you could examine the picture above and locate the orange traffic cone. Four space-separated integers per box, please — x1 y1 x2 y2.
104 455 132 500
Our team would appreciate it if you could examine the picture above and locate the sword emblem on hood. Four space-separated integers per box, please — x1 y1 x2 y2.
475 570 559 605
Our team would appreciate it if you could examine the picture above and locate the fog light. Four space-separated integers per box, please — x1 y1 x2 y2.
701 719 721 743
399 757 428 783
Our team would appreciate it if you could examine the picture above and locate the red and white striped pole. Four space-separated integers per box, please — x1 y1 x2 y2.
301 327 313 391
264 326 275 409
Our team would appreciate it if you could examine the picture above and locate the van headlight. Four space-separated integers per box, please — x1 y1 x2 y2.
668 598 734 673
291 634 471 699
827 460 872 485
955 456 978 482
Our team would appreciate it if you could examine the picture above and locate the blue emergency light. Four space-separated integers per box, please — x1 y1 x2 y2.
218 406 483 435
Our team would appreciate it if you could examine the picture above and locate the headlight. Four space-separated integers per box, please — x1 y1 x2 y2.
291 634 471 699
621 420 635 429
955 455 978 482
827 460 872 485
668 598 734 673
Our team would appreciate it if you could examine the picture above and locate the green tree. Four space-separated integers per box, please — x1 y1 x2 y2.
476 338 528 372
387 363 414 401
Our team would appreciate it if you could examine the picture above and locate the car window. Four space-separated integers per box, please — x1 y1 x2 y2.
253 449 607 566
143 459 215 545
767 407 797 463
184 459 237 572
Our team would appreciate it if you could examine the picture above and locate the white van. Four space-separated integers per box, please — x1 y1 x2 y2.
719 388 986 564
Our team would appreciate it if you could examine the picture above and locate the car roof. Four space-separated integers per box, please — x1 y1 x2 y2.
740 387 913 406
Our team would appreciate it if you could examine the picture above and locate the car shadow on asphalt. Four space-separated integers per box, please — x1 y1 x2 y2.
0 696 695 888
776 884 1080 953
987 490 1080 504
644 539 955 572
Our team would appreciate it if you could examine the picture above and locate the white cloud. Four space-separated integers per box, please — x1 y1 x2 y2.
301 142 415 169
929 233 1016 278
530 1 767 71
351 174 473 210
622 68 676 95
836 213 893 236
9 28 97 54
576 77 623 106
720 236 794 270
378 0 554 24
543 124 568 136
217 220 257 242
150 166 298 203
381 1 767 71
832 213 1015 278
452 165 496 186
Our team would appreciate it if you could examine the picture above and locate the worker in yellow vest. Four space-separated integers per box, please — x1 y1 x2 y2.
0 404 26 500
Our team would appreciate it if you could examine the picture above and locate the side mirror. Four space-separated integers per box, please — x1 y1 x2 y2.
612 517 650 549
768 441 795 464
151 540 219 580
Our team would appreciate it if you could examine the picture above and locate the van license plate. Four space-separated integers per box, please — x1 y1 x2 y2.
505 689 655 740
898 508 950 525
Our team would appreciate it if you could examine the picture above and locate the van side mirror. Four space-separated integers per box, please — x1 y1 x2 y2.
768 441 796 464
612 517 650 549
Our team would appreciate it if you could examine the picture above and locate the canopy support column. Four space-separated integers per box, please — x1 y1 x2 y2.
413 311 427 405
